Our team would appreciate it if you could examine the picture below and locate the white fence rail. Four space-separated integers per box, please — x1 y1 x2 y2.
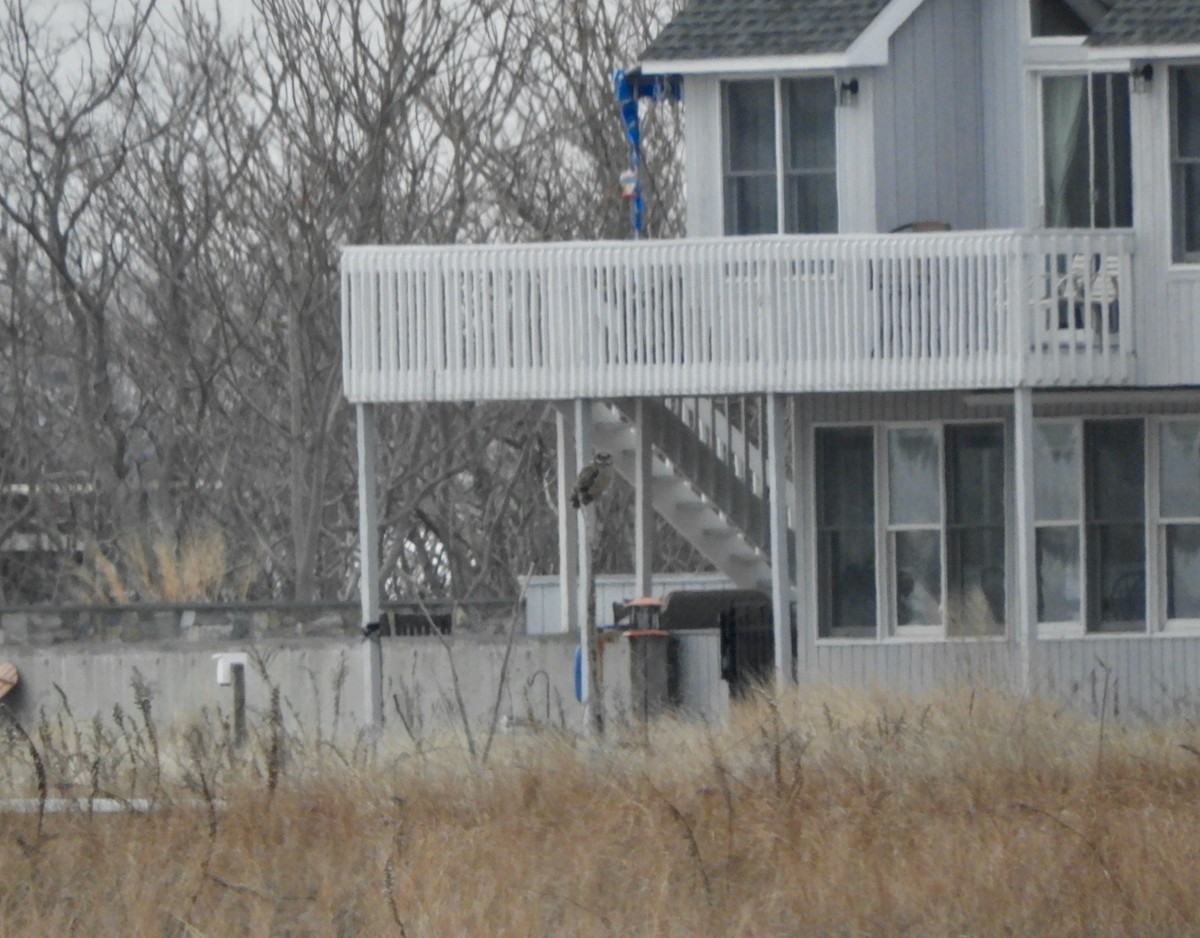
342 229 1135 402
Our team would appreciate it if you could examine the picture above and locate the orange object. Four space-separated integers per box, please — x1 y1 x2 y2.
0 662 18 701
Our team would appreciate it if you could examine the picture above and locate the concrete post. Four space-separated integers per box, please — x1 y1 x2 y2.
574 398 602 734
356 403 383 730
634 398 654 598
556 405 579 636
767 393 795 684
1013 387 1038 696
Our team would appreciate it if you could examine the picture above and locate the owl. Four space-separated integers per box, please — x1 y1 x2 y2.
571 451 614 509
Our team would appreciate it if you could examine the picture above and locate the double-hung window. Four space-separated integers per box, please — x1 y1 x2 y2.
1033 419 1145 634
815 423 1005 639
722 78 838 236
1172 67 1200 263
1042 72 1132 229
1158 420 1200 624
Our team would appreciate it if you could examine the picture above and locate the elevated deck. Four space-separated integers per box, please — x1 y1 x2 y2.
341 229 1135 403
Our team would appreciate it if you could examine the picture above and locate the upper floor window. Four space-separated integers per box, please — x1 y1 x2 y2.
1172 66 1200 263
1042 72 1132 228
1030 0 1108 38
722 78 837 236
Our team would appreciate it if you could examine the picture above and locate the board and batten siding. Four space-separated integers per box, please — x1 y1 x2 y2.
872 0 986 233
979 0 1025 229
682 76 722 239
1125 68 1200 388
672 629 729 721
680 71 876 236
1033 638 1200 720
785 390 1200 716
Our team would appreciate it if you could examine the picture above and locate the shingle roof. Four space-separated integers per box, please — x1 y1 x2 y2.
639 0 892 62
639 0 1200 64
1088 0 1200 46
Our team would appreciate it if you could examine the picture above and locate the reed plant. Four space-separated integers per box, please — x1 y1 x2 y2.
2 683 1200 936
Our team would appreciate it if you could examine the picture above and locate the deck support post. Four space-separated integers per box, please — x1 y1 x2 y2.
356 402 384 731
1013 387 1038 696
767 393 795 685
634 399 654 598
574 399 603 733
555 406 579 637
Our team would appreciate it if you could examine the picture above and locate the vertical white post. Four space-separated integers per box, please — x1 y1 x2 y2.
574 398 602 733
1013 387 1038 696
356 403 384 730
555 405 579 636
767 393 794 684
634 398 654 598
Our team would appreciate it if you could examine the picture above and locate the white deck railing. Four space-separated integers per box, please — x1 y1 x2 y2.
341 229 1135 403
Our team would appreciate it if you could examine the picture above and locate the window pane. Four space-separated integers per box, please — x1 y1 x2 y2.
816 427 874 526
1174 68 1200 260
1160 421 1200 518
946 424 1005 637
1037 527 1080 623
818 530 877 636
1090 523 1144 630
784 173 838 234
889 428 941 524
724 176 777 235
947 424 1004 525
725 81 775 172
784 78 836 171
816 427 876 638
1087 420 1143 523
1091 73 1132 228
895 529 942 627
1167 524 1200 619
1043 76 1091 227
1178 67 1200 160
1035 423 1080 521
947 527 1005 636
1179 164 1200 258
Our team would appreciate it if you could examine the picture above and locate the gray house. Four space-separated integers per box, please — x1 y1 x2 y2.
343 0 1200 720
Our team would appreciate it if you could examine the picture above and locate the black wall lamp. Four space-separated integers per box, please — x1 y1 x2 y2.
1131 62 1154 93
839 77 860 106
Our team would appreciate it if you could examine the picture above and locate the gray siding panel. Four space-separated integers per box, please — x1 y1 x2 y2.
874 0 985 233
673 629 727 721
980 0 1025 228
1033 638 1200 719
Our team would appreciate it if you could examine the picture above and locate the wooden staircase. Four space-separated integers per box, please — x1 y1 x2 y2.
588 398 785 592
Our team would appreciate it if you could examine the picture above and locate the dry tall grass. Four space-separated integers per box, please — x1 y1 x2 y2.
3 685 1200 936
75 527 253 603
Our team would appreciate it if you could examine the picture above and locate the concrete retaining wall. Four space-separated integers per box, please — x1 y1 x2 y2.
0 629 722 745
0 634 586 745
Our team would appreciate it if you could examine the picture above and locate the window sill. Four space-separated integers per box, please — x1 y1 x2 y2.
814 634 1008 645
1036 627 1159 640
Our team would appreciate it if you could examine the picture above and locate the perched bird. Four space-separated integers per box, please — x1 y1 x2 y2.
571 451 614 509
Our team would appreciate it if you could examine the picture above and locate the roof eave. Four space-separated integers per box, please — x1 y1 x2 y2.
1085 42 1200 60
640 50 879 77
638 0 935 77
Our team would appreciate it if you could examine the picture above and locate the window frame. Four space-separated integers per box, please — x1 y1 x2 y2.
720 76 839 237
1156 416 1200 632
1038 69 1133 230
1033 417 1150 638
1171 65 1200 265
814 425 879 640
810 419 1008 643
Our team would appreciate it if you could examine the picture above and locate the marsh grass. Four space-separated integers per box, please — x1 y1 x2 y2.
3 683 1200 935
